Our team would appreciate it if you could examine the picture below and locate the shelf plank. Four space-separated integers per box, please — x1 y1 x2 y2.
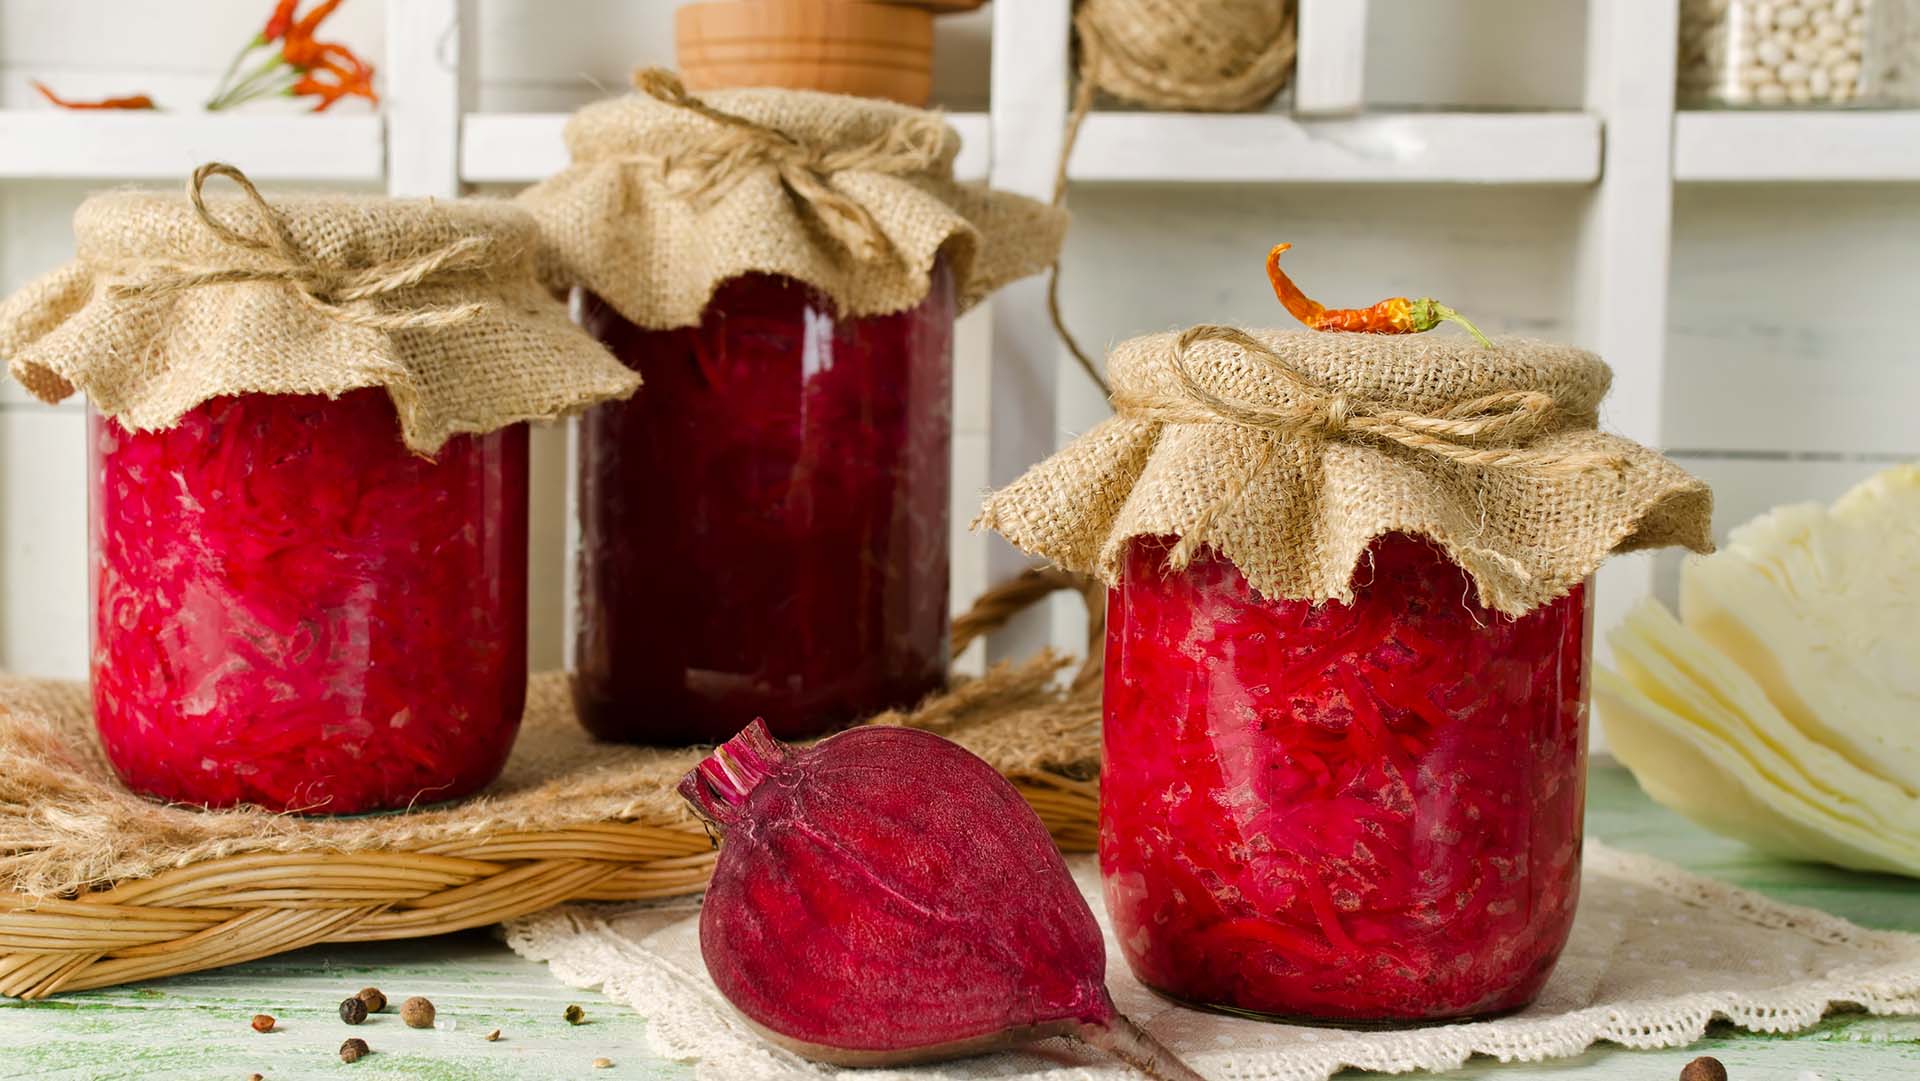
0 112 384 182
461 111 993 184
1674 110 1920 181
1067 111 1602 184
466 110 1602 188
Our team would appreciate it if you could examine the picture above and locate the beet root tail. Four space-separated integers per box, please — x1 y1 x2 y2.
1077 1013 1209 1081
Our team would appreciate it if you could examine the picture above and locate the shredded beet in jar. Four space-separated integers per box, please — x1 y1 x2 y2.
572 265 954 745
1101 533 1589 1023
89 390 529 814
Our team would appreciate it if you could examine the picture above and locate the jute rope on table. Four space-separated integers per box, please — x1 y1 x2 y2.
0 576 1102 999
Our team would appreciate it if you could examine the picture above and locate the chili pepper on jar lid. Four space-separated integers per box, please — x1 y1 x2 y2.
1265 242 1493 347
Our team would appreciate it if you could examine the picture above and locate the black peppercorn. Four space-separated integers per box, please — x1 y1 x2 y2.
339 1038 370 1063
339 996 368 1025
564 1004 586 1025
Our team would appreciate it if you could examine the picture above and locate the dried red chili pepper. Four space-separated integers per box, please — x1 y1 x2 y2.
288 0 346 41
1266 242 1492 347
290 46 376 112
207 0 376 112
31 81 155 111
262 0 299 42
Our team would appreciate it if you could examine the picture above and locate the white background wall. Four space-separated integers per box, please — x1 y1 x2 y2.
1 0 1911 680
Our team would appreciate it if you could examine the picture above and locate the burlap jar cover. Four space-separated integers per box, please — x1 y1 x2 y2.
0 164 639 452
977 325 1716 614
517 70 1066 329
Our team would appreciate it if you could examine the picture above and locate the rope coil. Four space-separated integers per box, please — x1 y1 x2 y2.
108 163 493 332
630 68 950 263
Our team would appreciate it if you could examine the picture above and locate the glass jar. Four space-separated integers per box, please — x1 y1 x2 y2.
90 389 530 814
572 263 955 745
1101 532 1590 1023
1678 0 1920 106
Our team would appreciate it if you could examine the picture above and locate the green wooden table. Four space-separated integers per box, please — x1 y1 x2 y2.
2 766 1915 1081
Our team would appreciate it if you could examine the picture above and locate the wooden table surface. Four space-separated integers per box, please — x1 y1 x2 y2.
1 766 1915 1081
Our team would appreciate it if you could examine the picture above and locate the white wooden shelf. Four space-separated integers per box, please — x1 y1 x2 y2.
1674 110 1920 182
1067 111 1603 184
461 111 993 184
0 112 385 182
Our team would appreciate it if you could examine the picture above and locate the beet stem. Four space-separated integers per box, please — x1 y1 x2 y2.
677 719 793 833
1077 1015 1209 1081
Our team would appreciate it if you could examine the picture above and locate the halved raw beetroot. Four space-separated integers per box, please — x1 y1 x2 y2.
679 721 1203 1079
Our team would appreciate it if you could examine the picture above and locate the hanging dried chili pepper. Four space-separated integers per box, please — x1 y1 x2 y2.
1266 242 1492 347
31 81 155 111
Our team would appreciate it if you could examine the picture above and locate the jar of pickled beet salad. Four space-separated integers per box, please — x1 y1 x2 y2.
0 166 638 813
520 73 1064 743
980 324 1714 1023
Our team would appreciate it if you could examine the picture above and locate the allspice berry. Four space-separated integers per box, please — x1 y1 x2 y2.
339 1037 370 1063
400 996 436 1029
1680 1057 1728 1081
250 1014 276 1033
339 996 369 1025
356 987 387 1014
563 1003 586 1025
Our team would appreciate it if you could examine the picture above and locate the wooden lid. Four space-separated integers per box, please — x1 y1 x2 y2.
676 0 936 106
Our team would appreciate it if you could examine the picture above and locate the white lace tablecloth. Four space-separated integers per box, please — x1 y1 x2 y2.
503 843 1920 1081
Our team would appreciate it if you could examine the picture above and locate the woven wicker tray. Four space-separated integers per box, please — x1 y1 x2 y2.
0 576 1101 998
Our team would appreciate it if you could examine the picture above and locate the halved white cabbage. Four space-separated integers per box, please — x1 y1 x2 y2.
1597 464 1920 877
1599 662 1920 876
1612 601 1920 836
1680 465 1920 793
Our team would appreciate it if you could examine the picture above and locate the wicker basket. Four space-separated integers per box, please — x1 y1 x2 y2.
0 574 1101 998
0 776 1096 999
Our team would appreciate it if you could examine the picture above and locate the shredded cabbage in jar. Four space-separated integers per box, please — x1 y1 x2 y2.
90 390 529 813
1101 533 1588 1021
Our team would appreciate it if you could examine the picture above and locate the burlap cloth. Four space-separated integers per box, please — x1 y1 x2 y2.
506 850 1920 1080
0 164 638 454
517 72 1066 330
977 326 1716 616
0 658 1097 901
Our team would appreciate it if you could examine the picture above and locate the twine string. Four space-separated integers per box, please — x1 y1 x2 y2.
1118 323 1625 473
630 68 948 263
1116 325 1624 567
108 163 493 332
1044 1 1301 402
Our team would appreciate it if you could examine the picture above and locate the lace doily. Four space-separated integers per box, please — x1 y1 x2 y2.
503 843 1920 1080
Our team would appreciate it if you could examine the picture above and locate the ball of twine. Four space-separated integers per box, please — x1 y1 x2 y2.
1075 0 1298 113
1047 0 1300 399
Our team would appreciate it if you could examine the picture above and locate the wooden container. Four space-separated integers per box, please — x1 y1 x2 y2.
675 0 937 106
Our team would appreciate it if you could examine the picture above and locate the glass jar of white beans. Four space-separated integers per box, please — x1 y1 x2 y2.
1678 0 1920 106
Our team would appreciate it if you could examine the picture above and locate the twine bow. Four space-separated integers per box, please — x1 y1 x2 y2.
1115 325 1626 568
1119 325 1625 472
630 68 948 263
108 162 493 332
